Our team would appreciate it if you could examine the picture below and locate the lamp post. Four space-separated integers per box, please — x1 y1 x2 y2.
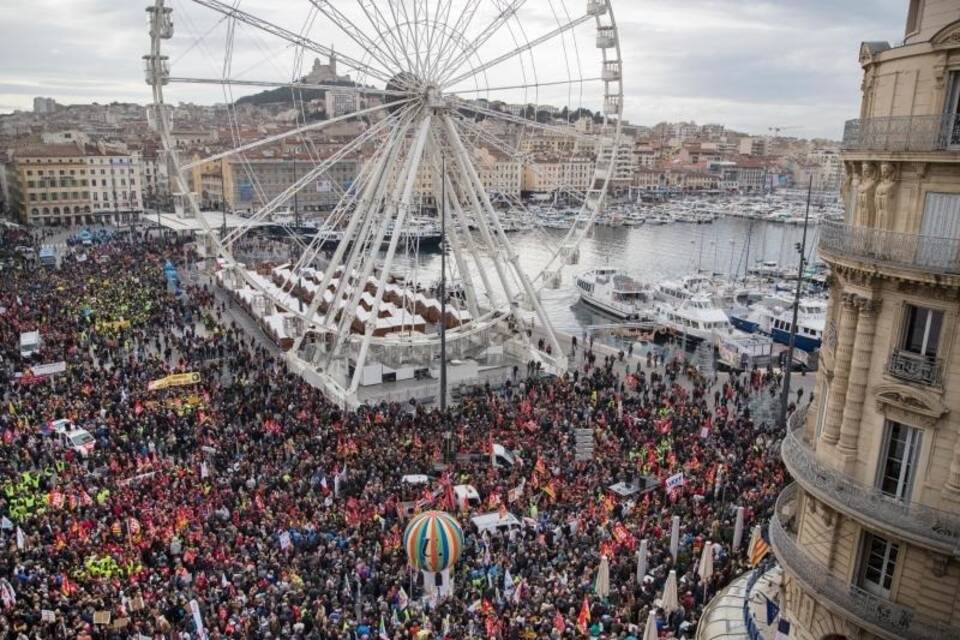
440 156 448 414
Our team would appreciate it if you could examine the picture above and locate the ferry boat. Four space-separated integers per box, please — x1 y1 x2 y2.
575 268 655 320
655 295 733 343
729 296 827 352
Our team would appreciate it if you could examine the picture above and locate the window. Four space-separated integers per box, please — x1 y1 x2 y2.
905 0 922 36
858 532 899 598
877 421 922 500
901 304 943 359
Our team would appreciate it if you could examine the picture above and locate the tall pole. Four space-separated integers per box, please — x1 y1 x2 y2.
780 176 813 427
220 171 226 240
293 157 303 312
440 155 447 414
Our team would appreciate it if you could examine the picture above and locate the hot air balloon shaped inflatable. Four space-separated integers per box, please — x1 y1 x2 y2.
404 510 464 598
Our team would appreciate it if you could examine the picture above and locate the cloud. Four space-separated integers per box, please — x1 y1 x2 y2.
0 0 907 138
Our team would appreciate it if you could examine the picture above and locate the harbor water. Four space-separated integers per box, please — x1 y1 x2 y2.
396 217 817 334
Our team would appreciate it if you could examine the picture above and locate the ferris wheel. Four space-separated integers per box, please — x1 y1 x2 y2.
145 0 623 405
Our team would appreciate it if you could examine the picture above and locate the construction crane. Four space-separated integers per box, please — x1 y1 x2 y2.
768 126 802 137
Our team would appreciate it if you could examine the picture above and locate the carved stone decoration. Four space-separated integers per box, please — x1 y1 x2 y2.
932 21 960 49
874 383 949 426
915 161 929 180
874 162 898 231
929 551 949 578
841 162 855 206
856 162 878 226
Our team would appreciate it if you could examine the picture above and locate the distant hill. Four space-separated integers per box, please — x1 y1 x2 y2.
235 79 358 107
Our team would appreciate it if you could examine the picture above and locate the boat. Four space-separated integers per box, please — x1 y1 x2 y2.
655 294 733 343
729 296 827 352
575 268 655 320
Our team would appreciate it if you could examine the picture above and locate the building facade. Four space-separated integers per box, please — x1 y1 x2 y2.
771 4 960 640
6 142 143 226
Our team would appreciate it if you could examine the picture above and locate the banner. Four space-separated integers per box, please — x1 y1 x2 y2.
665 472 684 492
148 372 201 392
21 362 66 377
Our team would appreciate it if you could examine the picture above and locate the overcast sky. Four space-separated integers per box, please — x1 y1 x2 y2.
0 0 907 139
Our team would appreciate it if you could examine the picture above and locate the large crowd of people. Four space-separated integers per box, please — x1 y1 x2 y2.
0 229 794 639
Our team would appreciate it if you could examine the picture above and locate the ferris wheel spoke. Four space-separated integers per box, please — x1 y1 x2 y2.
356 0 415 74
343 116 434 392
190 0 396 84
452 115 588 210
167 76 407 97
442 13 593 89
421 0 450 79
182 99 411 171
449 75 602 95
452 99 599 145
220 113 395 248
307 1 406 76
427 0 483 82
434 0 526 86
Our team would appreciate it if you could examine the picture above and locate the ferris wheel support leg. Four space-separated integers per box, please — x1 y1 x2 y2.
347 115 434 396
325 113 428 369
440 120 518 310
290 117 409 358
445 179 494 312
442 116 567 370
425 144 480 319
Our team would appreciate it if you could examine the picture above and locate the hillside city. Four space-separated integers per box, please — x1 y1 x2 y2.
1 55 842 227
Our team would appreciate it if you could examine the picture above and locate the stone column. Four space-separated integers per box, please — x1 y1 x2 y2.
821 294 859 445
837 298 880 458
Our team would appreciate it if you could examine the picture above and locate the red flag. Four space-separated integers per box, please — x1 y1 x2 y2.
553 611 566 633
577 595 590 634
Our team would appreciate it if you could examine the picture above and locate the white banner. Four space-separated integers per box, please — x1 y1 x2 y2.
17 361 66 378
665 472 685 492
189 599 207 640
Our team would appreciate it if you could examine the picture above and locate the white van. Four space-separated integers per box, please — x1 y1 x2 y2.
19 331 41 359
454 484 482 510
471 511 523 535
59 428 96 457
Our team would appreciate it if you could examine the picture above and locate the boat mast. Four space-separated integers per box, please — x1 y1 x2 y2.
779 176 813 426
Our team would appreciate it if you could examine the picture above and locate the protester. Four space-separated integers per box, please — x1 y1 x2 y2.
0 229 789 639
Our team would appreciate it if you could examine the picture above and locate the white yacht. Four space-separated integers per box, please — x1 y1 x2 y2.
575 268 655 320
729 296 828 352
656 294 733 343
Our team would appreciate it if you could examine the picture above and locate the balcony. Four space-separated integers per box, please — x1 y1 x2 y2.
782 407 960 554
841 115 960 153
888 349 944 387
819 221 960 276
770 484 960 640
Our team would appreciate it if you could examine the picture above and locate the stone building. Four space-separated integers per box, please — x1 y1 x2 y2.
6 142 142 226
770 3 960 640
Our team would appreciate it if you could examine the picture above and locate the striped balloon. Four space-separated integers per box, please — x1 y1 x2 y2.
403 511 464 572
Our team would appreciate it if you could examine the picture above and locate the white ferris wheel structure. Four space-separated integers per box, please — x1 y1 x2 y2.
145 0 624 406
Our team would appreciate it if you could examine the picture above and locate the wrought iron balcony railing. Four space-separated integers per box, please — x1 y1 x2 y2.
819 221 960 275
771 483 960 640
782 407 960 554
841 115 960 152
888 349 944 387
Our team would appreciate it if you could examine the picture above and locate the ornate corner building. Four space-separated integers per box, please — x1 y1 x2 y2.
772 3 960 640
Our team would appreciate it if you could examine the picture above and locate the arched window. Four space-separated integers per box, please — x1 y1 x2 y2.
31 208 39 216
42 207 50 215
52 207 60 215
